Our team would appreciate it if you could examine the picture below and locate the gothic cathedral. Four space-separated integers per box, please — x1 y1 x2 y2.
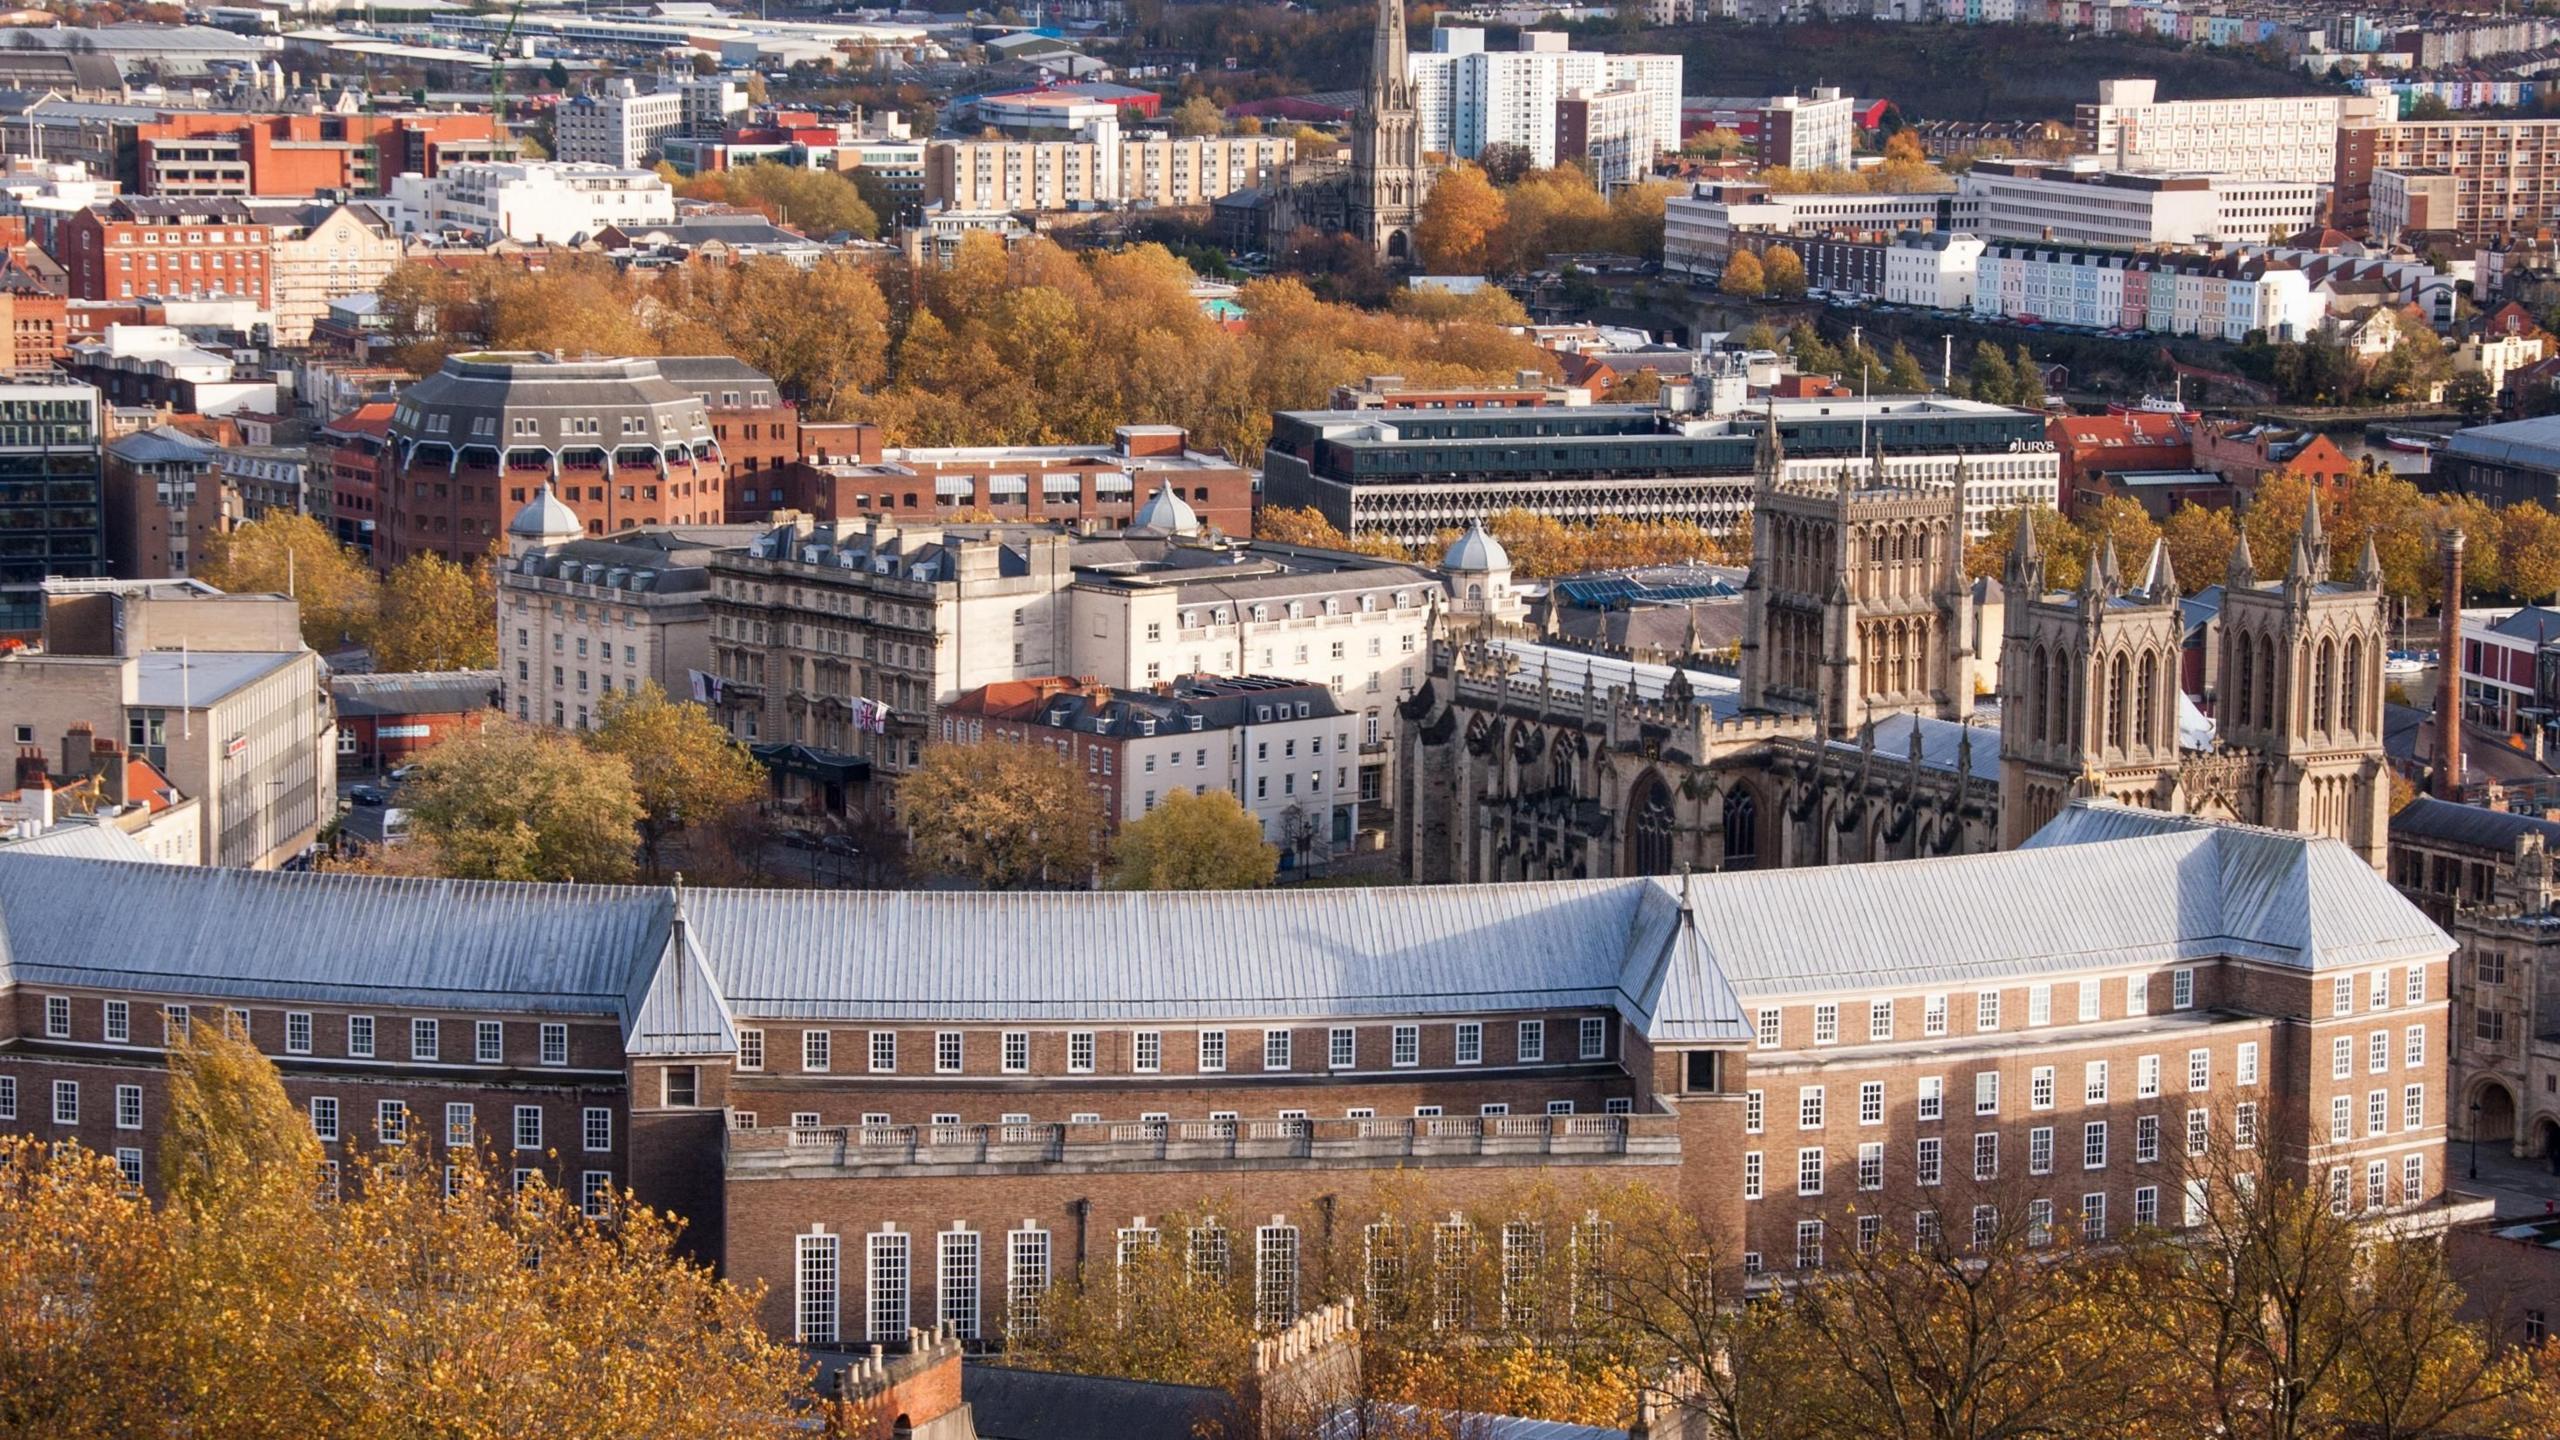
1346 0 1432 260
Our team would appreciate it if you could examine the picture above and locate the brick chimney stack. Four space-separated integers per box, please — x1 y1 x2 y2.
89 737 128 807
2436 529 2466 801
14 746 45 789
59 720 92 780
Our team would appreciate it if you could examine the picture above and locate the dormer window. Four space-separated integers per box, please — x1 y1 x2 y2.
1256 706 1272 722
1187 715 1204 731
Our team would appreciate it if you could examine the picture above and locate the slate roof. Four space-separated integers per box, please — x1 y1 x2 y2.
2390 794 2560 854
0 802 2449 1047
961 1363 1227 1440
1824 712 2001 782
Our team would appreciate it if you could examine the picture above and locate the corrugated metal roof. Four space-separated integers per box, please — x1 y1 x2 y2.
0 822 161 864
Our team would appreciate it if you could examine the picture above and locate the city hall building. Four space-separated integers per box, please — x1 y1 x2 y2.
0 801 2451 1344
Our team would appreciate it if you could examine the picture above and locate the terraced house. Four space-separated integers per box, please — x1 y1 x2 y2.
0 798 2453 1345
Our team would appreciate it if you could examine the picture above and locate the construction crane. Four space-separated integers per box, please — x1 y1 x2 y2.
489 0 529 156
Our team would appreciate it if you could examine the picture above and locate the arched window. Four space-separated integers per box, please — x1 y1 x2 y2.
2257 635 2279 732
2135 651 2158 749
1722 787 1759 872
1631 775 1678 877
2048 648 2072 750
2106 652 2128 751
2313 638 2335 732
2342 636 2364 734
2031 645 2052 746
2242 627 2263 732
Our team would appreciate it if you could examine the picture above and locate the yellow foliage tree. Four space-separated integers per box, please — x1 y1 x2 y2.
371 550 497 673
1759 244 1807 299
1718 249 1764 298
0 1024 810 1439
397 720 644 882
1109 788 1278 890
1254 505 1412 559
2161 501 2239 592
191 512 380 652
899 739 1109 889
588 681 768 869
1413 163 1508 275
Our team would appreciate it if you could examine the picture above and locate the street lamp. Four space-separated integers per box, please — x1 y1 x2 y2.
2469 1098 2482 1180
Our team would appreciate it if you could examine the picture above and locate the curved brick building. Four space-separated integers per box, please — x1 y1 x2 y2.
0 801 2456 1346
381 353 739 565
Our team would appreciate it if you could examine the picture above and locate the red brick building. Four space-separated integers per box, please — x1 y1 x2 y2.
2194 423 2358 498
752 424 1253 534
132 112 511 199
56 199 273 306
380 354 732 566
0 805 2458 1348
327 670 500 772
2050 412 2194 515
319 402 392 556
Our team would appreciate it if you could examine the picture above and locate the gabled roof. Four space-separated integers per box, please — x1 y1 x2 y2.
0 802 2448 1045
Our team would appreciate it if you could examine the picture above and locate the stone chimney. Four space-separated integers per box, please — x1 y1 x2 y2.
2436 529 2466 801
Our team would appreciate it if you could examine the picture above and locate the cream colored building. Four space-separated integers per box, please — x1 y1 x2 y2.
0 580 333 869
256 202 401 347
496 486 768 731
924 131 1293 212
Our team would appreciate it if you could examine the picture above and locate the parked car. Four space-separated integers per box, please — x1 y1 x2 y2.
388 764 422 782
349 785 390 807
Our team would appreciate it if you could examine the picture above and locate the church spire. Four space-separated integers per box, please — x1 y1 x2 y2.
1365 0 1411 109
2227 524 2257 589
2141 536 2179 603
2355 532 2383 589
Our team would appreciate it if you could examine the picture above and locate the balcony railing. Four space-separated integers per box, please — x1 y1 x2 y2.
725 1112 1675 1174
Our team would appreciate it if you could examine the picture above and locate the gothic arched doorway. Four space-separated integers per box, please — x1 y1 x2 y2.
1386 229 1410 261
2476 1080 2519 1145
1721 787 1759 872
1629 773 1677 876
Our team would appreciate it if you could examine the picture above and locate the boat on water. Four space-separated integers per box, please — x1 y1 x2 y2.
2107 393 2197 418
2384 651 2433 680
2377 431 2446 454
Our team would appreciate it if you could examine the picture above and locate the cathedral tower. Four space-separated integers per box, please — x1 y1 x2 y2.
1739 410 1976 738
1997 524 2187 848
2212 504 2391 866
1348 0 1430 260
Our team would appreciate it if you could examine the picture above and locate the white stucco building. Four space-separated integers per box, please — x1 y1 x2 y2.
1410 27 1681 172
382 161 675 245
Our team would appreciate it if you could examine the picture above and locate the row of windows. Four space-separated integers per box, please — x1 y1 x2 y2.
1736 1161 2419 1275
1743 1046 2262 1135
1752 968 2197 1048
303 1096 614 1153
1743 1105 2257 1200
36 996 575 1067
796 1217 1302 1344
742 1018 1612 1076
733 1099 1634 1130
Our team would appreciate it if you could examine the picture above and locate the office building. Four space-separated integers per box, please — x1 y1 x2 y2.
1261 396 2058 546
555 79 687 169
2075 79 2374 183
1956 158 2330 249
0 579 333 866
380 161 675 246
1684 90 1857 172
2336 114 2560 238
1664 182 1959 277
56 197 273 306
0 381 105 632
379 352 743 567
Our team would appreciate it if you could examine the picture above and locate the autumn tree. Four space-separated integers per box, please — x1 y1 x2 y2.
1109 788 1277 890
1967 504 2086 591
1606 179 1680 260
0 1022 813 1439
398 720 645 882
1759 244 1807 299
1414 164 1506 274
1254 505 1411 559
678 160 878 238
1497 165 1611 273
2080 495 2160 573
588 682 768 870
2162 501 2240 590
2499 500 2560 601
899 739 1108 889
1169 94 1227 136
708 256 892 417
370 550 497 672
193 512 379 651
1718 249 1764 299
